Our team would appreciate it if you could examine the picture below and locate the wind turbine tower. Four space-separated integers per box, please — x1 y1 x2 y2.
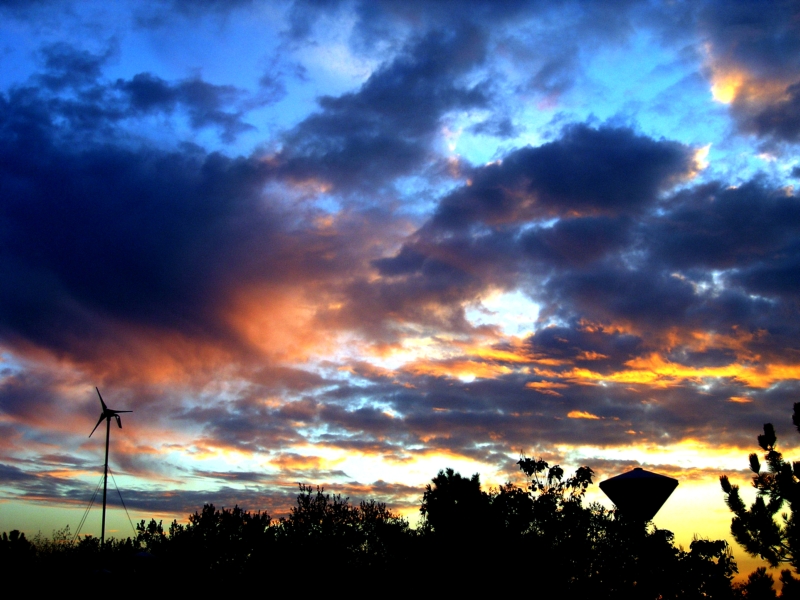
89 387 132 546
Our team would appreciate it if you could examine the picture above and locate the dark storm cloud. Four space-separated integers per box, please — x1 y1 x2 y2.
0 368 101 440
534 249 794 343
124 0 645 44
0 126 272 355
286 0 649 50
699 0 800 143
636 179 800 339
179 387 420 457
0 463 38 485
193 467 348 483
0 370 58 421
468 115 519 139
0 472 296 518
431 125 696 230
117 485 289 516
37 42 114 91
520 216 633 268
542 264 697 329
732 247 800 299
527 324 643 371
526 53 580 98
277 25 490 191
700 0 800 81
285 0 531 42
16 43 264 143
732 82 800 144
38 453 94 469
176 401 309 452
116 73 257 142
0 461 102 508
0 43 394 373
368 123 800 365
646 180 800 271
314 371 573 452
131 0 262 28
361 126 697 337
329 266 488 343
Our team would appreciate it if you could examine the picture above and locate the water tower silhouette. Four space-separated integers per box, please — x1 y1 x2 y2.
599 467 678 522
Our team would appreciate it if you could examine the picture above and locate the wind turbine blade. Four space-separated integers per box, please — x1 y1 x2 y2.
89 415 105 438
115 414 122 429
96 387 108 411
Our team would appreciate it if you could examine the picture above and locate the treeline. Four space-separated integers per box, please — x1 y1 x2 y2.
1 459 796 597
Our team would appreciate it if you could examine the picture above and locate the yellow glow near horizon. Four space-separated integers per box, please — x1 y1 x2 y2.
563 438 768 473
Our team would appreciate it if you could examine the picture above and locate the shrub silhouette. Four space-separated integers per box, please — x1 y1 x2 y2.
275 484 410 578
168 503 272 581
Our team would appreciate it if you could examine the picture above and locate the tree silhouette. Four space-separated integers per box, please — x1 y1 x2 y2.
135 518 167 553
0 529 34 576
737 567 777 599
720 404 800 585
420 468 490 537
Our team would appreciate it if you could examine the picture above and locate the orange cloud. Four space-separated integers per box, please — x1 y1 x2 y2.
532 351 800 390
225 285 329 362
576 320 635 336
405 359 515 380
271 453 338 471
575 351 608 361
525 381 568 396
728 396 752 404
525 381 568 389
464 346 534 363
567 410 602 420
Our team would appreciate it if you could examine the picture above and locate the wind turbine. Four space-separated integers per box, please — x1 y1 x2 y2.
89 387 132 546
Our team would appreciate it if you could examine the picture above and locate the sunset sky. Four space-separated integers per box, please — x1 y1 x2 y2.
1 0 800 570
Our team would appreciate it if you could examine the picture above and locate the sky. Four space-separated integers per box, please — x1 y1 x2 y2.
1 0 800 570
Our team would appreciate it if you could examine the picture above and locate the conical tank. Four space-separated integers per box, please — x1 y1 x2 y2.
599 467 678 522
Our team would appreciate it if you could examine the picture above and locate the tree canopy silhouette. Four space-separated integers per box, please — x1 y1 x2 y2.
420 468 489 537
720 403 800 593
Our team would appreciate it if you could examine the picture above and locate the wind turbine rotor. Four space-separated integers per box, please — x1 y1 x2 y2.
88 388 132 435
96 387 108 411
89 414 105 438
